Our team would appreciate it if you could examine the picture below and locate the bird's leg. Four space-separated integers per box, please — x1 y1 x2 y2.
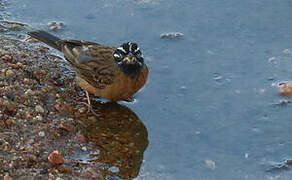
80 91 99 117
86 91 91 106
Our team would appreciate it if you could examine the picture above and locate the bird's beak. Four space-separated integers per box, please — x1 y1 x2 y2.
123 56 136 64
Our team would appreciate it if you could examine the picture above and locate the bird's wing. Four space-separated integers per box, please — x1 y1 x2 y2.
60 40 118 89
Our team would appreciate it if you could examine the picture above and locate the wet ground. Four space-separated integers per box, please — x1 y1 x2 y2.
2 0 292 179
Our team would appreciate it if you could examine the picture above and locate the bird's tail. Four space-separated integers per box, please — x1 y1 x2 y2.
28 30 62 51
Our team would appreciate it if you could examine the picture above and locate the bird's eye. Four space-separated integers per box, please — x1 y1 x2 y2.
131 43 138 52
122 43 130 53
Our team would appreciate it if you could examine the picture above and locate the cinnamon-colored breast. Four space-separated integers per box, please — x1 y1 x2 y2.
77 65 148 101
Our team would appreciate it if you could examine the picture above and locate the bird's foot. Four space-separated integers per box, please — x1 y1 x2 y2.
79 102 100 117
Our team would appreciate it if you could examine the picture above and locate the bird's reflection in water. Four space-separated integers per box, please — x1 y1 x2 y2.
77 101 148 179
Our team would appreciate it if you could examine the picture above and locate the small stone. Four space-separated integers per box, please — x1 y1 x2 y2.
81 146 87 151
0 49 8 57
268 56 277 64
8 63 22 69
6 93 14 101
23 78 29 84
4 103 16 116
205 159 216 170
48 150 64 166
108 166 119 173
278 82 292 97
16 62 23 68
49 26 58 32
57 166 72 174
33 115 43 123
180 86 187 90
39 131 45 137
54 101 62 112
283 49 292 54
35 105 45 114
5 69 15 77
47 21 57 27
2 142 11 151
4 174 12 180
25 89 34 95
78 106 87 114
21 53 29 58
235 90 241 94
160 32 184 39
1 55 12 62
59 22 65 27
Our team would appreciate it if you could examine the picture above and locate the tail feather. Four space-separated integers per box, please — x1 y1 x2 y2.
28 30 62 51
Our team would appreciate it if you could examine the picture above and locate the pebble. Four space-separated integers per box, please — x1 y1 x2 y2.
48 150 64 166
2 142 11 151
23 78 29 84
4 174 12 180
78 106 87 114
160 32 184 39
1 54 12 62
47 21 65 32
25 89 34 95
180 86 187 90
283 49 292 54
205 159 216 170
108 166 120 173
38 131 45 137
35 105 45 114
21 53 29 58
33 115 43 123
0 49 8 56
5 69 15 77
278 82 292 97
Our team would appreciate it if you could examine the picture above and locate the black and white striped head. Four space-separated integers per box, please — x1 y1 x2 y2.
113 42 144 78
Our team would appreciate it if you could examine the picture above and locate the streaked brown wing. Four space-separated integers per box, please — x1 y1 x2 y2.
60 40 118 89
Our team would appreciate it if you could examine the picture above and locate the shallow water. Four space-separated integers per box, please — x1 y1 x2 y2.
5 0 292 179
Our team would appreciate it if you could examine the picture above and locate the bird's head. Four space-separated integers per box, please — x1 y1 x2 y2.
113 42 144 78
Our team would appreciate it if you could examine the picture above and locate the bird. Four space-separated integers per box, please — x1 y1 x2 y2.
28 30 148 105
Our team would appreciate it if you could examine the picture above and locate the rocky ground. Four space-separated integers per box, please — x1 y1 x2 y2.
0 33 148 180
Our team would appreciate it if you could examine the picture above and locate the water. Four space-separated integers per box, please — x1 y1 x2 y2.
5 0 292 179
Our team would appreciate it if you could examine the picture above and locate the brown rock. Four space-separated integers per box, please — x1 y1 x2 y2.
8 62 23 69
21 53 29 58
54 101 62 112
48 150 64 166
2 55 13 63
57 165 72 174
278 82 292 96
4 174 13 180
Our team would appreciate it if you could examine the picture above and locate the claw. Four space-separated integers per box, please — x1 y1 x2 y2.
79 91 100 117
